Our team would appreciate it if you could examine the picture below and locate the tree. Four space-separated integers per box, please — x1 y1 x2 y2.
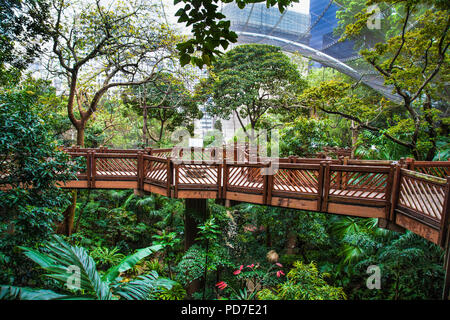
174 0 299 68
0 86 81 286
123 73 202 147
206 44 306 142
279 117 337 157
47 0 178 147
0 0 50 85
316 0 449 160
46 0 179 235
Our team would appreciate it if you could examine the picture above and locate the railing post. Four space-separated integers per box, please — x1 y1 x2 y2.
222 160 228 198
222 145 227 163
217 163 222 199
317 162 325 211
337 156 343 189
174 163 179 198
321 162 331 212
262 162 269 205
384 164 395 221
91 150 96 189
86 151 92 189
266 162 273 206
167 157 173 198
389 164 402 222
137 151 144 190
406 157 414 171
342 156 349 189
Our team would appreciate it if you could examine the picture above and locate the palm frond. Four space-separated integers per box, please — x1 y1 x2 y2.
0 286 72 300
103 244 162 283
112 271 175 300
20 235 112 300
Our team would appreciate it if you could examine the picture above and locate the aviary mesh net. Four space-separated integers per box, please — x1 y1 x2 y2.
221 0 428 103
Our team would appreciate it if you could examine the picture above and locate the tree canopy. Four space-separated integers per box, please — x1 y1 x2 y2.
204 44 306 140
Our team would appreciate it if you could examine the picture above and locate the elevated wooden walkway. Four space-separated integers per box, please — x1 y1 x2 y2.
57 146 450 248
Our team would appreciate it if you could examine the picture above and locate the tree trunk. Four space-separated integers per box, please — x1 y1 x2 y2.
143 106 148 147
57 190 77 236
58 127 84 236
184 199 208 297
76 126 85 147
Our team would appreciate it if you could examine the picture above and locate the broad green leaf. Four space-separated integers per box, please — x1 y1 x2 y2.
103 245 162 283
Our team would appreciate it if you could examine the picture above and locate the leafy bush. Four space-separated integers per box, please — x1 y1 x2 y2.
0 88 82 285
257 261 346 300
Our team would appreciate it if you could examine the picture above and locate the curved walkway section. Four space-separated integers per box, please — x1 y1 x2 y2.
57 147 450 247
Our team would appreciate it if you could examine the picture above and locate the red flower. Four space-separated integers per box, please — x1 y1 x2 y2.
275 263 283 268
215 281 227 290
276 270 285 278
246 264 255 269
233 265 244 275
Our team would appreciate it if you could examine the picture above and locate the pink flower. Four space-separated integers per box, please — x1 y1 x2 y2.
215 281 227 290
275 263 283 268
233 265 244 275
246 264 255 269
276 270 285 278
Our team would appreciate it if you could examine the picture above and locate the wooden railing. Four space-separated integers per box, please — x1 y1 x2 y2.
390 168 449 245
2 147 448 247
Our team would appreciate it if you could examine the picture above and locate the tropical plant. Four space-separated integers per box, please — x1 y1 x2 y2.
196 217 222 299
152 231 182 278
89 246 125 270
257 261 347 300
0 235 175 300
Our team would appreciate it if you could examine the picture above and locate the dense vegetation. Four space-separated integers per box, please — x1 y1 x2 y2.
0 0 448 301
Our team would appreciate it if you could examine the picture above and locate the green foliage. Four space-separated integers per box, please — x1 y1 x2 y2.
176 244 206 286
206 44 306 137
174 0 299 68
0 235 174 300
350 232 444 300
123 73 203 146
257 261 346 300
155 282 187 300
280 117 337 157
0 87 82 285
89 246 125 270
196 218 221 243
0 0 50 85
153 232 181 250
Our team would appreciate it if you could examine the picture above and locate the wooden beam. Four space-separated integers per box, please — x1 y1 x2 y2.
395 212 440 244
327 202 385 218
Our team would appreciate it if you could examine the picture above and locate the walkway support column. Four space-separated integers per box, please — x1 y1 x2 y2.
184 199 208 251
184 198 208 297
